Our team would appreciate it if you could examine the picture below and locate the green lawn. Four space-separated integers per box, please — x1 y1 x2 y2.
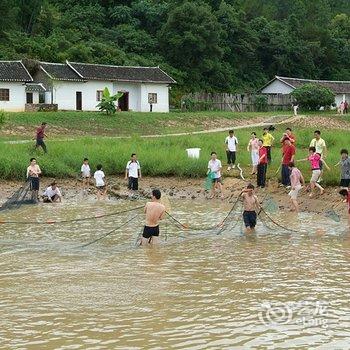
0 125 348 185
1 110 290 138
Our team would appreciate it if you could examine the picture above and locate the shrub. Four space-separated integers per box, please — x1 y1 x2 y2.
291 83 335 110
254 95 268 112
0 110 7 129
96 87 124 114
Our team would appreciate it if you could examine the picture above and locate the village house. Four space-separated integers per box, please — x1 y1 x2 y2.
0 60 176 112
260 76 350 107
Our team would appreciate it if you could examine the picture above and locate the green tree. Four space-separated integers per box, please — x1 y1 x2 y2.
291 83 335 110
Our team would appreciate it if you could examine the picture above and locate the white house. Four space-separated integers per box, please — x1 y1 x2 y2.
34 60 176 112
260 76 350 106
0 61 34 112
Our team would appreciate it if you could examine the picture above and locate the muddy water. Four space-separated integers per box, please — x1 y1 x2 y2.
0 199 349 350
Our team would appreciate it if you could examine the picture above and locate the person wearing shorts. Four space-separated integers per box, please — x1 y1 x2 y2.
125 153 141 192
35 122 48 153
26 157 41 203
247 132 259 175
336 149 350 189
297 147 324 197
207 152 223 199
93 164 107 200
241 183 259 233
42 182 62 203
288 162 304 212
141 189 165 245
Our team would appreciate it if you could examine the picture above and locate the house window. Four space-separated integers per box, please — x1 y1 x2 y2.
0 89 10 101
96 90 103 101
148 93 157 104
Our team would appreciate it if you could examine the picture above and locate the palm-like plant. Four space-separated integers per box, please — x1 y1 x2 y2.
96 87 124 114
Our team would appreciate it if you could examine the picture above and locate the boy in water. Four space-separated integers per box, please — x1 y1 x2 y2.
288 162 305 212
224 130 238 171
297 147 324 197
42 182 62 203
141 189 165 245
335 149 350 189
93 164 107 200
339 189 350 228
125 153 141 193
207 152 223 199
241 184 260 233
26 157 42 202
81 158 91 193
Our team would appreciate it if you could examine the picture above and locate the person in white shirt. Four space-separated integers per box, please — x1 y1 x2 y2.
309 130 327 180
207 152 223 199
94 164 107 200
225 130 238 171
125 153 141 192
81 157 91 193
43 182 62 203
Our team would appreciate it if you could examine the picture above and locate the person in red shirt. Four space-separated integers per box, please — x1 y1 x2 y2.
281 139 296 186
35 122 48 153
257 139 268 188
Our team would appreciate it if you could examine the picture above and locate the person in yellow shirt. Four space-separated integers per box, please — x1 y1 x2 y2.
262 127 275 164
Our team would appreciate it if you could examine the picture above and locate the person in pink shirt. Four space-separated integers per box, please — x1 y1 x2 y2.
297 146 324 197
288 162 305 211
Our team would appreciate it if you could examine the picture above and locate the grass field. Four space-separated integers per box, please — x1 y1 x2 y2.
0 124 348 185
1 110 290 138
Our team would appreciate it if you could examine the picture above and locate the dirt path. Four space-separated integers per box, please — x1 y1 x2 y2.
3 114 300 144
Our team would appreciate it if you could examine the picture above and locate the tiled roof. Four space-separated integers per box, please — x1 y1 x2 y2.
276 76 350 94
68 61 176 84
25 83 46 92
0 61 33 82
40 62 84 81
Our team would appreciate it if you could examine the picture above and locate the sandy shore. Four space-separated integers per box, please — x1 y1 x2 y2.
0 175 347 219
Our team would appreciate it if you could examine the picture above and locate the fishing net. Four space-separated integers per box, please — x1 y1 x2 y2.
0 180 36 211
264 196 279 213
204 172 216 191
324 209 340 222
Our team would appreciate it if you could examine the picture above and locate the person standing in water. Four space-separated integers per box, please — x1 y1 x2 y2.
288 162 305 212
141 189 165 245
35 122 48 153
241 183 260 233
224 130 238 171
247 132 259 175
26 157 41 202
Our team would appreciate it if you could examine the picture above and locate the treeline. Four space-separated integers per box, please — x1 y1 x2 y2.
0 0 349 98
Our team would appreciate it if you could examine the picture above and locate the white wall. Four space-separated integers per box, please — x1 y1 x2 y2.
335 93 350 106
51 81 114 111
261 79 294 94
140 83 169 112
0 82 26 111
113 82 141 111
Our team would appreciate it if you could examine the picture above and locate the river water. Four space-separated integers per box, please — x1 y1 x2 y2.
0 199 349 350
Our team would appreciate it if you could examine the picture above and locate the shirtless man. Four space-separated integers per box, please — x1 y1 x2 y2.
141 189 165 245
241 183 260 233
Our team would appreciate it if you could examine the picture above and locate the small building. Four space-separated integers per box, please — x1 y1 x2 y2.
260 76 350 106
33 61 176 112
0 61 33 112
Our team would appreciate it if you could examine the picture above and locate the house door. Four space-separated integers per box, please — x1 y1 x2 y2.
76 91 82 110
26 92 33 104
118 91 129 111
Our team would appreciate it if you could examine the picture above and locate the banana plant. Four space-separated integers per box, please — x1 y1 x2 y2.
96 87 124 114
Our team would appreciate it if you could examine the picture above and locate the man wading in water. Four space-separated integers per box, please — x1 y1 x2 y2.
141 189 165 245
241 184 260 234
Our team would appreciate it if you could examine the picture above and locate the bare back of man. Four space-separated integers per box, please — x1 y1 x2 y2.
141 194 165 245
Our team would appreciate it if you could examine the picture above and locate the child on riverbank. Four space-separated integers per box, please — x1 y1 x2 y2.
339 189 350 227
94 164 107 200
26 157 41 203
225 130 238 171
336 149 350 189
241 183 260 233
81 158 91 193
297 147 324 197
207 152 223 199
247 132 259 175
125 153 141 192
